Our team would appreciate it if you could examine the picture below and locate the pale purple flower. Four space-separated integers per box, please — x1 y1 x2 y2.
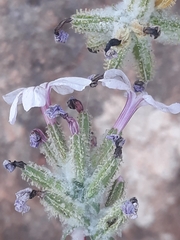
133 80 145 93
46 104 66 119
106 135 125 158
121 197 138 219
3 160 16 172
104 49 118 60
3 160 26 172
3 76 91 125
54 30 69 43
106 135 125 147
14 188 35 214
100 69 180 133
54 18 72 43
30 129 47 148
46 105 79 135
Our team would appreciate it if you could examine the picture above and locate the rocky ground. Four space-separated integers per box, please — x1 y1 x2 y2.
0 0 180 240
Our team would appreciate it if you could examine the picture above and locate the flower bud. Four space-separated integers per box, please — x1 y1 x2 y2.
30 129 47 148
67 98 84 113
104 49 118 60
14 188 44 214
54 30 69 43
133 80 145 93
3 160 26 172
121 197 138 219
46 104 66 119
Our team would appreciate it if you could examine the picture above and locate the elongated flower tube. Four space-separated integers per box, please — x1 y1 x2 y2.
100 69 180 133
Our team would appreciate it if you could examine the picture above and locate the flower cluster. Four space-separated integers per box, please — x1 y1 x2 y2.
2 1 180 240
3 68 180 240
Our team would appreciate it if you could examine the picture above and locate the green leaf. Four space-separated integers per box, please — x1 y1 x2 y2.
105 178 125 207
22 163 67 195
87 33 111 51
125 0 137 12
69 133 86 183
133 36 154 82
91 129 117 168
97 203 124 230
40 141 58 168
137 0 154 19
85 157 120 199
47 123 68 163
78 112 91 140
72 180 85 202
78 112 91 173
71 9 114 34
42 192 89 226
93 203 125 240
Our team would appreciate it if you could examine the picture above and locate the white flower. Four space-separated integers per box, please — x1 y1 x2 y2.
3 77 91 124
100 69 180 133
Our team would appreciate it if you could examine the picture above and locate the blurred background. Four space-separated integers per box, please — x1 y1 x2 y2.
0 0 180 239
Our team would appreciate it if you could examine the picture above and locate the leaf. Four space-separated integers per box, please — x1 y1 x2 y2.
133 36 154 82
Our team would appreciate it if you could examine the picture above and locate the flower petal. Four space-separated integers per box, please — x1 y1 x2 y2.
3 160 16 172
104 69 131 88
9 91 24 124
49 77 91 95
14 200 30 214
143 95 180 114
22 86 47 111
2 88 25 104
100 69 131 91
